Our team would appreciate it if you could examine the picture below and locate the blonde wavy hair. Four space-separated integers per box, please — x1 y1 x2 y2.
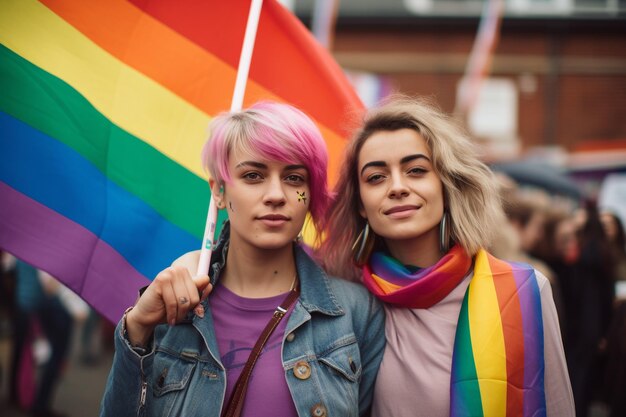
320 95 503 281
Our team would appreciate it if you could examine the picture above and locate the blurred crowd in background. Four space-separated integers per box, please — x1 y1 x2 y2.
491 172 626 417
0 253 115 417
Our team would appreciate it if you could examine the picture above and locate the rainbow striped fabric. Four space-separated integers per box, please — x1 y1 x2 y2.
363 248 546 416
363 245 472 308
451 250 545 417
0 0 362 323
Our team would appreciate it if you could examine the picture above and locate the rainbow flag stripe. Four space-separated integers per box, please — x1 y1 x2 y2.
450 250 546 417
0 0 362 322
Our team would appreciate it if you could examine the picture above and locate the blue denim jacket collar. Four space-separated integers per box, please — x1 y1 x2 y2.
192 222 344 346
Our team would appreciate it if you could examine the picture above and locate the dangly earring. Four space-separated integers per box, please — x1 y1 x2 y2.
352 222 375 266
215 183 225 209
439 211 451 254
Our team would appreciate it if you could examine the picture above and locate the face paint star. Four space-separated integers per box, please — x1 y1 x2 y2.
297 191 307 204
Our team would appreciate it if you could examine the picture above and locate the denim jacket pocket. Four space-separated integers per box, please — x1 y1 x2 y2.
310 336 361 415
318 336 362 382
151 349 197 397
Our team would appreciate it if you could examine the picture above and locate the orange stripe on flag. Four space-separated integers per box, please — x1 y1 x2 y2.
41 0 254 118
41 0 351 184
126 0 362 137
488 254 525 417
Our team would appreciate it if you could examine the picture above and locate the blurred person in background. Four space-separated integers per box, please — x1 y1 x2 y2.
1 251 17 390
78 307 103 366
495 179 554 275
533 208 579 287
599 210 626 283
568 202 615 417
9 257 73 417
497 187 565 329
598 210 626 417
537 202 615 417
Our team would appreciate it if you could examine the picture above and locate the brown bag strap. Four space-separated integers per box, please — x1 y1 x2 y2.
221 284 300 417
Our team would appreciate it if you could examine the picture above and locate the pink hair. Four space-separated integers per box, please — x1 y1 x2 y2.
202 101 330 229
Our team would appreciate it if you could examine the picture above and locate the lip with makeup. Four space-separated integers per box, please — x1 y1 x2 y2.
257 214 290 227
384 205 420 219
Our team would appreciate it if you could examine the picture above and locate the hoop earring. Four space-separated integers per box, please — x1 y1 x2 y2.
352 222 375 266
439 212 451 254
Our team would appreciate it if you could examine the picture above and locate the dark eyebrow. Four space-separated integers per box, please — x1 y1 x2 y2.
360 154 430 176
400 154 431 164
235 161 267 170
285 164 307 171
360 161 387 176
235 162 307 173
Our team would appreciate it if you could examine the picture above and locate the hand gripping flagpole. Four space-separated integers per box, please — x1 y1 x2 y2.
197 0 264 277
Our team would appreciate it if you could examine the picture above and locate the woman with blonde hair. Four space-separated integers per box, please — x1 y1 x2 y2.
321 95 574 416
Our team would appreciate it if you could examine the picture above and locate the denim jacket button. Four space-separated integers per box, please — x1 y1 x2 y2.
286 332 295 342
310 403 327 417
294 361 311 380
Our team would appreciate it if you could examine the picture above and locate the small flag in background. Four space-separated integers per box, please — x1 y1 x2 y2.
0 0 363 323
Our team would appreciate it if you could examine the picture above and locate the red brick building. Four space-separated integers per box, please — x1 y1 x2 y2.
297 1 626 158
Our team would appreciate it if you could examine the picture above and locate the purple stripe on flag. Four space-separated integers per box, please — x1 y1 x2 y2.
0 182 149 323
511 264 546 417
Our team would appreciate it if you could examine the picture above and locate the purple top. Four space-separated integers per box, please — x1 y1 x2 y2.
210 284 298 417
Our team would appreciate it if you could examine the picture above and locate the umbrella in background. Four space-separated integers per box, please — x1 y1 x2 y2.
490 160 584 201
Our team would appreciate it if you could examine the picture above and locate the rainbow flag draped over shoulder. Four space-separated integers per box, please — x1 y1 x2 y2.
363 247 546 416
451 250 545 417
0 0 363 323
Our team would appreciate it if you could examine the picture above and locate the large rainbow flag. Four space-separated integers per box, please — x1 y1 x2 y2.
0 0 363 323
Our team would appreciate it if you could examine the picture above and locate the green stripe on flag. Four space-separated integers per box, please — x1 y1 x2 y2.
453 289 484 416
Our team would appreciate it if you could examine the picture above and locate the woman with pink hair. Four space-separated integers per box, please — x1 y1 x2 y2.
101 102 385 417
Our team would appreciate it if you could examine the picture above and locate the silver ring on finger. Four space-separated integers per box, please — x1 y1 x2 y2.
179 296 189 305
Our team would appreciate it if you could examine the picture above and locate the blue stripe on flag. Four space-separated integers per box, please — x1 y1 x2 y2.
0 111 201 279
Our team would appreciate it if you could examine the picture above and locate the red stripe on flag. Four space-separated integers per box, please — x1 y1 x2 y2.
488 253 525 417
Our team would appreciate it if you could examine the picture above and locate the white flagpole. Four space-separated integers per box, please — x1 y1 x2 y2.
197 0 264 277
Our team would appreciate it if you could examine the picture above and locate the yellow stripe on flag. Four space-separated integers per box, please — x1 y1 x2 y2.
467 249 507 417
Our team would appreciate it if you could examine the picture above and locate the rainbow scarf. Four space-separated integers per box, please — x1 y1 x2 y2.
363 246 546 417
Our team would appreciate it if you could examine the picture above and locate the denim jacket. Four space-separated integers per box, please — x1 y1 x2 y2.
100 226 385 417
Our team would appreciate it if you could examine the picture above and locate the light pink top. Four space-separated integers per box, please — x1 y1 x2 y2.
372 271 575 417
